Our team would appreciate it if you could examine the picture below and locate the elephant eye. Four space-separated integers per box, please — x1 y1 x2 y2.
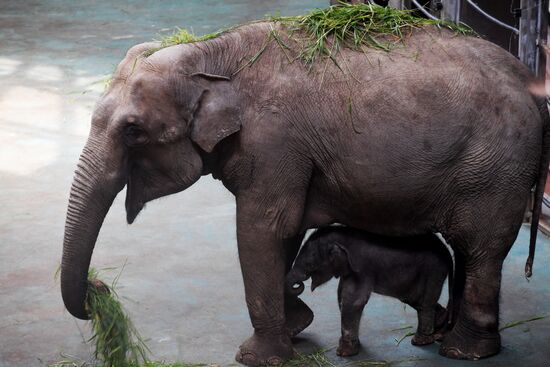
124 124 149 147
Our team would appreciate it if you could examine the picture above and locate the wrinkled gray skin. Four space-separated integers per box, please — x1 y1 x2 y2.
286 226 452 356
61 21 550 366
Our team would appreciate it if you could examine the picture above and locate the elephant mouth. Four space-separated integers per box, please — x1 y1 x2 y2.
126 199 144 224
125 172 145 224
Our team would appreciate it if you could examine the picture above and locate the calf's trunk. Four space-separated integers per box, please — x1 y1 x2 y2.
285 268 307 296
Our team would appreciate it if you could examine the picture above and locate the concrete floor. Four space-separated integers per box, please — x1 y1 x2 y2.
1 1 550 366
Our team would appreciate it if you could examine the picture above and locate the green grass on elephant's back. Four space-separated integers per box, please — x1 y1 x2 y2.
270 2 474 64
149 3 473 64
86 268 149 367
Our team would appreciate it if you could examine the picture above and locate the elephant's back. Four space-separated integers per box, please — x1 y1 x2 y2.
297 27 544 235
332 26 543 157
339 26 533 85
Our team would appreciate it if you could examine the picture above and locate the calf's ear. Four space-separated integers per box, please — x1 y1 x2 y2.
330 243 358 276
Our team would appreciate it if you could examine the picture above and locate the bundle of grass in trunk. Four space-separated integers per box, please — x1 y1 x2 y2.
86 269 149 367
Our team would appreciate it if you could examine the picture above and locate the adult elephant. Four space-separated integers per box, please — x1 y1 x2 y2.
60 21 549 366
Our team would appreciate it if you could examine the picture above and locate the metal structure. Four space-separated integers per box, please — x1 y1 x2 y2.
384 0 548 76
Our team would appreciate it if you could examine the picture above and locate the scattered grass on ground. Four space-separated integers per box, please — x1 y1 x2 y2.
50 359 209 367
280 348 424 367
347 357 425 367
133 362 208 367
49 353 91 367
389 325 413 332
389 325 414 346
393 330 415 346
282 348 336 367
499 315 546 331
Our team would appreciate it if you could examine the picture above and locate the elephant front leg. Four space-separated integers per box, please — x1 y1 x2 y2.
337 278 370 357
411 307 436 346
232 158 311 366
234 221 296 366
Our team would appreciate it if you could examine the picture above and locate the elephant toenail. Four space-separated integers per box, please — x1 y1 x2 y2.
445 347 462 358
267 356 283 365
240 352 258 365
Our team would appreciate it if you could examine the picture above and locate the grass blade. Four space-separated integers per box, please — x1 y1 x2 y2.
499 315 546 331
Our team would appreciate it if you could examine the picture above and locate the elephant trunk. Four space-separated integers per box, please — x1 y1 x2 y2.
61 137 125 319
285 268 308 297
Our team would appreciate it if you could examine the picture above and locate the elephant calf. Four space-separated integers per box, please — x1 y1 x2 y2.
286 226 452 356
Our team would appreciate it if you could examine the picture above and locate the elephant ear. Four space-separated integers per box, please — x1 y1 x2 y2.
329 242 359 276
189 72 241 153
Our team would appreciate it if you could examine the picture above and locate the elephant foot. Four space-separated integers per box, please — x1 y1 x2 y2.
438 327 500 360
337 337 360 357
411 333 435 346
235 333 295 367
285 296 314 337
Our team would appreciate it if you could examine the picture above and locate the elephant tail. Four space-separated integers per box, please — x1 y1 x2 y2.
446 248 454 325
526 98 550 278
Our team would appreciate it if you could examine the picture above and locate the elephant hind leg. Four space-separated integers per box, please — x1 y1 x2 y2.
439 257 504 360
438 189 528 360
439 202 525 359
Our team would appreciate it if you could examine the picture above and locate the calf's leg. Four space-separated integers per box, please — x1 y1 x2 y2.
412 307 436 346
413 260 451 346
337 278 372 357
